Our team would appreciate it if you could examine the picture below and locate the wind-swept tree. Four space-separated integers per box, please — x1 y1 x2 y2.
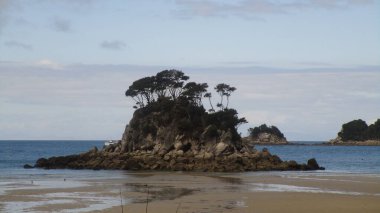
125 76 156 108
155 69 189 100
214 83 236 110
204 92 214 112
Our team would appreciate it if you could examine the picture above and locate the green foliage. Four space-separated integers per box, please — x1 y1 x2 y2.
338 119 380 141
125 70 237 114
125 69 189 108
248 124 285 139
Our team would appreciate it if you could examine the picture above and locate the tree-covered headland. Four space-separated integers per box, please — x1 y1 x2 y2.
338 119 380 141
122 69 247 152
33 69 324 171
248 124 285 139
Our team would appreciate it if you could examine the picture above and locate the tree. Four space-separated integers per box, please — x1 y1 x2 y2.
155 69 189 100
125 76 156 108
214 83 236 110
182 82 208 106
225 86 236 108
204 92 214 112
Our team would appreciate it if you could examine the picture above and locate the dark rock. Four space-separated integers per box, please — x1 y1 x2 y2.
33 147 325 172
23 164 34 169
307 158 324 170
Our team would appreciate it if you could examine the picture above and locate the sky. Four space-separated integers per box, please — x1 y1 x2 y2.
0 0 379 141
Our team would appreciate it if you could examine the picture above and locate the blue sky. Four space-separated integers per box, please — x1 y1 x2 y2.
1 0 379 140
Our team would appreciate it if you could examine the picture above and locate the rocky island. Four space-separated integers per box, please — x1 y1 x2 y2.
327 119 380 146
244 124 288 145
33 70 323 171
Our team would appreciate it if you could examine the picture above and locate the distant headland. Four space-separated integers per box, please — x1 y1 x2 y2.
32 70 323 171
243 124 288 145
327 119 380 146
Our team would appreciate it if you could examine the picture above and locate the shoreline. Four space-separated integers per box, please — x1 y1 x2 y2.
1 171 379 212
255 142 380 146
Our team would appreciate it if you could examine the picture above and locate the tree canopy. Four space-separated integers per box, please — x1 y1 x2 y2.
125 69 236 112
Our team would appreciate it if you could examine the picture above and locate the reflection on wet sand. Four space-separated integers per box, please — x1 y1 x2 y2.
125 183 196 203
2 172 380 213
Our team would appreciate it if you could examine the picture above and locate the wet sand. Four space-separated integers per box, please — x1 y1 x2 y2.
1 172 380 212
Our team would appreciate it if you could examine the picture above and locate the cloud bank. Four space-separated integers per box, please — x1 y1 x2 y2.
174 0 374 18
1 63 379 140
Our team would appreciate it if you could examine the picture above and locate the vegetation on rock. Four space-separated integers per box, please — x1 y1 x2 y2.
248 124 285 139
122 69 247 153
338 119 380 141
33 69 324 172
245 124 287 144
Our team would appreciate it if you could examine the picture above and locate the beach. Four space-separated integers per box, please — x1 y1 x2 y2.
1 171 380 213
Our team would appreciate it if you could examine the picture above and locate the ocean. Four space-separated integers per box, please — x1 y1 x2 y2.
1 140 380 212
1 140 379 175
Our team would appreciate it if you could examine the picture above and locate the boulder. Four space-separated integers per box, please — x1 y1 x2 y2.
307 158 324 170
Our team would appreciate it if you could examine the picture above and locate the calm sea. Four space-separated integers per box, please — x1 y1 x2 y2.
0 140 380 177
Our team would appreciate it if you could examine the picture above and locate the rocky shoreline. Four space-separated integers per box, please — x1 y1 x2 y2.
325 137 380 146
32 142 324 172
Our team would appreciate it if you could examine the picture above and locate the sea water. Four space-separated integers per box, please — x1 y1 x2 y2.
0 140 128 182
1 141 379 212
255 143 380 174
1 140 380 175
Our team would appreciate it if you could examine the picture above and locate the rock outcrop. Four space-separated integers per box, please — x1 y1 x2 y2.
326 119 380 146
326 136 380 146
33 70 324 172
33 106 323 171
245 124 289 145
34 109 323 171
35 143 323 171
244 132 288 145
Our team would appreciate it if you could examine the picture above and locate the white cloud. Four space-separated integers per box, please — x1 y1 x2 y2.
1 63 379 140
35 59 63 69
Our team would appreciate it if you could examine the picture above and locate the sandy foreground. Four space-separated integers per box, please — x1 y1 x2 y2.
1 171 380 213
